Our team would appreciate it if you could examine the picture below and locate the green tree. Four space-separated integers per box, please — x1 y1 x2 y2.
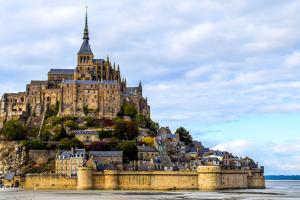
85 117 101 128
52 125 67 141
113 118 138 140
123 104 137 118
40 129 51 141
117 141 137 163
98 130 113 138
59 138 83 149
175 127 193 146
45 102 59 119
22 139 46 150
1 119 27 141
87 141 109 151
63 120 78 130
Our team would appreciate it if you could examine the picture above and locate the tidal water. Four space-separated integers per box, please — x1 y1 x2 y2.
0 181 300 200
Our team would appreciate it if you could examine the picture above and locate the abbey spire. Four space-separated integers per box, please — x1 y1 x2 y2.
78 7 93 54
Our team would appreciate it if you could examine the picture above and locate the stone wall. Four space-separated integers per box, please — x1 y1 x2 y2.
96 170 199 190
24 166 265 190
28 150 56 166
25 174 77 189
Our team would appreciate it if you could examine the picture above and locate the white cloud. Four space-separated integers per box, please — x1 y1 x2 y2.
285 51 300 67
213 139 300 174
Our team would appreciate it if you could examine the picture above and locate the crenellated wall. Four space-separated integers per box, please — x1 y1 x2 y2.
24 166 265 190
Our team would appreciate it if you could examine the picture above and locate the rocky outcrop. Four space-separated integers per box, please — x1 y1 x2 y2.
0 141 29 175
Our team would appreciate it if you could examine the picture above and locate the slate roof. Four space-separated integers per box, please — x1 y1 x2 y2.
126 87 139 95
78 40 93 54
137 145 158 152
93 59 104 63
48 69 75 75
74 130 98 135
62 80 118 85
30 80 48 85
58 149 86 159
89 151 123 157
4 171 15 180
166 134 177 139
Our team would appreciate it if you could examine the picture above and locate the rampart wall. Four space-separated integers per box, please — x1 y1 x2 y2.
24 166 265 190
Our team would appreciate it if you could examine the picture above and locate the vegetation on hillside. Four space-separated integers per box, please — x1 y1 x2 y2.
175 127 193 146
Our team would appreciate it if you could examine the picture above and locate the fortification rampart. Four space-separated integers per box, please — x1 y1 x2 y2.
24 166 265 190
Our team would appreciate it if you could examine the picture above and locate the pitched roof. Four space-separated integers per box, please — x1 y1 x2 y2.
78 9 93 54
4 171 15 180
74 130 98 135
48 69 75 75
90 151 123 157
78 40 93 54
62 80 118 85
137 145 158 152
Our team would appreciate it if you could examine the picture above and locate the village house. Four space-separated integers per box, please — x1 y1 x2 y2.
74 130 99 143
55 148 86 177
137 145 159 161
86 151 123 170
1 171 21 188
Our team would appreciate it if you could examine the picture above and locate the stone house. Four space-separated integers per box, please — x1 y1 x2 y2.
55 148 86 177
74 130 99 144
87 151 123 170
137 145 159 161
2 171 21 188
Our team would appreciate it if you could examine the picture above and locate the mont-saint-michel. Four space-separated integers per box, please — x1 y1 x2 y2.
0 11 265 190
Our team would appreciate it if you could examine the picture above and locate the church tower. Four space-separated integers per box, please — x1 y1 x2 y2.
75 8 95 80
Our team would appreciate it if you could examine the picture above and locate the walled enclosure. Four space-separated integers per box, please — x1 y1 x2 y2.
24 166 265 190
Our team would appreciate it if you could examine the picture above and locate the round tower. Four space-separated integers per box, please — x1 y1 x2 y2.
197 166 222 190
77 167 93 190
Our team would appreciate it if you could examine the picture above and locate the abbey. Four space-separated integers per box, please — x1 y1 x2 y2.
0 12 150 127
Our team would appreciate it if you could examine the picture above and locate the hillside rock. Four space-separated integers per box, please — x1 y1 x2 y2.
0 141 29 175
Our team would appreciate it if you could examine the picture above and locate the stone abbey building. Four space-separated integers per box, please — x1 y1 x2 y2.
0 12 150 128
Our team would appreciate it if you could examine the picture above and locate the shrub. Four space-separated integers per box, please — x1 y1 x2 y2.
59 138 83 150
117 141 137 163
22 139 46 150
1 119 27 141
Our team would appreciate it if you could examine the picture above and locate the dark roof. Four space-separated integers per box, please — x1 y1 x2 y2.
126 87 139 95
74 130 98 135
78 10 93 54
93 59 104 64
137 145 158 152
4 171 15 180
57 149 86 159
78 40 93 54
90 151 123 157
30 80 48 85
48 69 75 75
62 80 118 85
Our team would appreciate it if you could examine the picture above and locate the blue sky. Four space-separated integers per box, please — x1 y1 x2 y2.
0 0 300 174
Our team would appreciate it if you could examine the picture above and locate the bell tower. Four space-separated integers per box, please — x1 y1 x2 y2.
76 7 94 80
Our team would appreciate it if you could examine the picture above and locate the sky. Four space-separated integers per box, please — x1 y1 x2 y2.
0 0 300 175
